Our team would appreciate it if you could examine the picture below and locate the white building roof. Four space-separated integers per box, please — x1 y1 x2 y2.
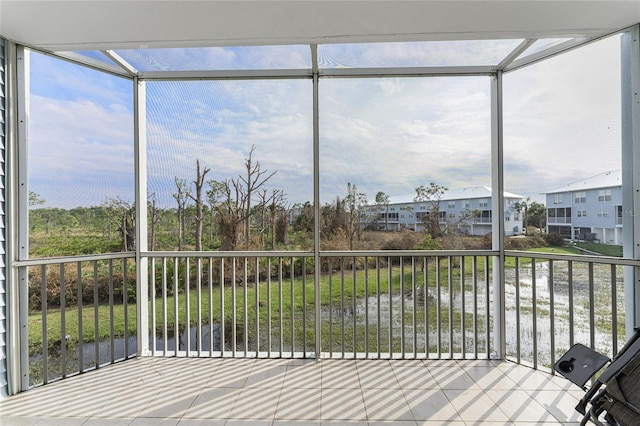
440 186 523 201
543 170 621 194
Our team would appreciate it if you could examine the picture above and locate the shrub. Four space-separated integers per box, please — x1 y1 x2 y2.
544 232 565 247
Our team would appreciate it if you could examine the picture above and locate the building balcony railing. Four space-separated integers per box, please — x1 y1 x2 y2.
17 249 640 389
547 217 572 224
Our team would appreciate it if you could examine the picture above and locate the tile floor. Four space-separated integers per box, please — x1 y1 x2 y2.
0 357 588 425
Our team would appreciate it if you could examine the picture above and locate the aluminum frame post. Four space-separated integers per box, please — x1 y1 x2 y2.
491 72 506 359
622 25 640 337
134 77 150 356
311 44 321 360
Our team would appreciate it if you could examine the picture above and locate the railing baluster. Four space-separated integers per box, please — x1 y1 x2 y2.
436 256 441 358
412 256 417 359
267 258 271 357
255 257 260 357
568 260 574 348
400 256 405 358
532 257 538 370
151 257 156 356
329 260 333 358
220 258 225 356
515 257 520 364
109 259 115 363
174 257 180 356
208 258 214 356
42 264 48 384
163 257 168 356
364 256 369 359
278 257 283 356
388 256 392 359
124 258 129 359
77 262 83 373
60 263 67 378
231 257 236 357
244 257 248 354
485 256 490 359
376 257 381 359
341 257 345 358
424 257 429 358
472 256 478 358
186 257 191 356
93 261 100 369
197 257 202 356
611 264 618 356
589 262 595 350
549 259 555 368
302 256 306 356
352 256 356 358
461 256 466 359
448 256 453 358
291 257 295 357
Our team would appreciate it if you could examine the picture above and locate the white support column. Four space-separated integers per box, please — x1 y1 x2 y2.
5 42 30 394
621 24 640 336
311 44 321 359
491 72 506 359
15 45 30 392
134 77 149 356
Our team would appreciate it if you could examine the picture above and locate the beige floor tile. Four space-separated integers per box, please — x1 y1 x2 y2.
463 366 519 390
403 389 462 422
361 388 414 421
320 388 366 420
228 387 281 419
486 389 557 422
394 365 439 389
182 387 241 419
275 387 321 420
428 367 480 390
443 389 510 423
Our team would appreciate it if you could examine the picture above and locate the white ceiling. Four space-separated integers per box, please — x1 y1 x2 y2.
1 1 639 51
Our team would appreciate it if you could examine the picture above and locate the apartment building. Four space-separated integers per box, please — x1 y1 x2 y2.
365 186 524 236
544 170 622 245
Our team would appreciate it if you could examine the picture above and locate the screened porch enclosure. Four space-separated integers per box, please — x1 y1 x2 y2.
5 22 640 395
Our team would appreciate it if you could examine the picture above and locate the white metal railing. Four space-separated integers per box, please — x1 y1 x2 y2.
504 250 639 371
19 249 640 388
16 253 137 387
143 250 497 360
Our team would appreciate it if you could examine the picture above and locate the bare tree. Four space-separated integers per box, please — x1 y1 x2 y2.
270 189 287 249
414 182 447 239
240 145 276 247
173 177 192 250
344 183 368 250
187 159 211 251
105 197 135 251
148 192 160 251
206 179 225 247
216 178 245 250
375 191 390 231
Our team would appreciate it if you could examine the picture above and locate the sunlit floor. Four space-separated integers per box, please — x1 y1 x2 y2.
1 357 586 425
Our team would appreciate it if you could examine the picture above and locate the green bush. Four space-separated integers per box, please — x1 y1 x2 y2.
544 232 565 247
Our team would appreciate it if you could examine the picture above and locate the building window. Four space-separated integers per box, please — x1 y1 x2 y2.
553 194 563 204
448 213 456 219
479 199 488 208
577 210 587 218
514 213 520 221
463 200 470 208
505 214 511 221
597 210 610 217
448 201 455 209
574 191 586 203
598 189 611 202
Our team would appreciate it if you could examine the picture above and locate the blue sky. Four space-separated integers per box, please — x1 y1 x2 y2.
28 36 622 209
